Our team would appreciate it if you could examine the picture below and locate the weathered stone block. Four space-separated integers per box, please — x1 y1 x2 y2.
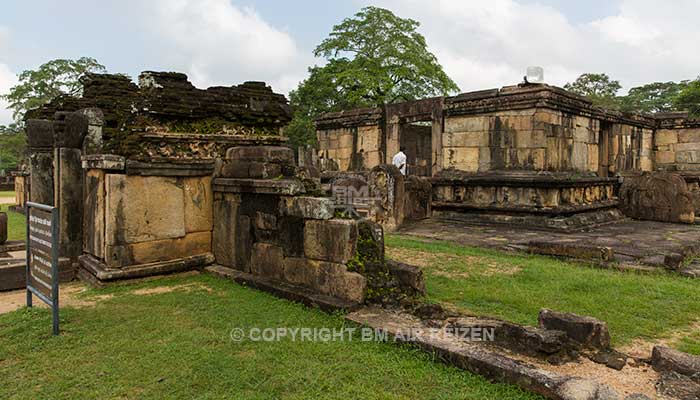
282 256 318 287
677 150 700 164
304 219 358 263
251 242 284 281
444 116 489 133
105 174 186 244
387 260 425 296
25 119 54 148
279 196 334 220
538 309 610 350
678 129 700 144
254 211 277 230
443 147 479 172
655 151 676 165
225 146 294 163
314 260 366 303
0 212 7 245
656 129 678 146
619 172 695 224
651 346 700 377
277 216 305 257
213 195 252 271
444 131 489 147
183 176 213 233
129 231 211 265
83 169 105 258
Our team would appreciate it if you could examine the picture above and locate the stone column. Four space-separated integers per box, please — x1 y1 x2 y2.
25 119 55 206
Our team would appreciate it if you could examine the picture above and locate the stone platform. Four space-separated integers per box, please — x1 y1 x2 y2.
397 218 700 271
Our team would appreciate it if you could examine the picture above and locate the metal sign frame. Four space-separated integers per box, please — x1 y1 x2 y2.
25 201 60 336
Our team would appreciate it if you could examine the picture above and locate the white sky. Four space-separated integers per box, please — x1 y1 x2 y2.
1 0 700 125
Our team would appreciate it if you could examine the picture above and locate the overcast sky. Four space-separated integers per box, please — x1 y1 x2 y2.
1 0 700 125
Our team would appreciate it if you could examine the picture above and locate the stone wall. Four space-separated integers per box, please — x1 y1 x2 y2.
654 117 700 172
317 125 382 171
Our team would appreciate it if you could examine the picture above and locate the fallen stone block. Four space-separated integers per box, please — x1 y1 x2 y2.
619 172 695 224
387 260 426 296
225 146 294 164
528 241 614 262
539 309 611 350
651 346 700 379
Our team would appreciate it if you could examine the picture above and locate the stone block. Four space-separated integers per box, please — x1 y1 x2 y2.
129 231 211 265
651 346 700 377
25 119 54 148
314 260 366 303
220 160 282 179
538 308 610 350
282 256 318 287
105 174 186 245
677 151 700 164
676 142 700 152
655 151 675 165
83 169 105 258
213 195 252 271
56 147 84 259
58 112 89 148
254 211 277 230
279 196 334 220
619 172 695 224
387 260 425 295
304 219 358 264
444 116 489 133
29 151 54 205
443 147 479 172
656 129 678 146
678 129 700 144
443 131 489 147
225 146 294 164
251 242 284 281
0 212 6 245
571 142 588 171
183 176 213 233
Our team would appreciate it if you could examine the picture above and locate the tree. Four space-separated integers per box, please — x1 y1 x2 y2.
674 79 700 118
1 57 106 122
0 123 26 172
287 6 459 148
563 73 622 109
620 81 689 113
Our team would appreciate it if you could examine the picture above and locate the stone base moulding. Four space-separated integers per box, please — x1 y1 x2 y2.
78 252 214 286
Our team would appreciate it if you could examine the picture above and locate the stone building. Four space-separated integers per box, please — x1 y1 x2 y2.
316 83 700 228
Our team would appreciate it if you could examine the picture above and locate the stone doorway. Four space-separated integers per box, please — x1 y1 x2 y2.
399 121 432 176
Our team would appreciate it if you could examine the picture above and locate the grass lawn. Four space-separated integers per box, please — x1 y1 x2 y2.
386 235 700 350
0 204 25 241
0 191 14 198
0 273 538 400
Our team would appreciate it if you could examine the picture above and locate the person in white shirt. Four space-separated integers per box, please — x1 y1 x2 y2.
392 147 407 175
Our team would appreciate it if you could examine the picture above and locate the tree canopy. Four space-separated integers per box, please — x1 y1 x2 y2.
1 57 106 122
563 73 622 109
287 6 459 149
674 79 700 118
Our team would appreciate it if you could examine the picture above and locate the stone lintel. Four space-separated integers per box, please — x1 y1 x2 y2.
81 154 126 171
125 159 215 176
213 178 305 195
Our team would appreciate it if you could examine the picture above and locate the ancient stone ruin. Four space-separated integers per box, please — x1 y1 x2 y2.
316 84 700 228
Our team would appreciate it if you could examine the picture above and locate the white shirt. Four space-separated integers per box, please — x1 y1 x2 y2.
392 151 407 175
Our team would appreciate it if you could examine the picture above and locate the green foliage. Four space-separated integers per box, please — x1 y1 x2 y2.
0 124 26 172
563 73 622 109
287 6 459 149
674 79 700 118
0 57 106 122
0 273 538 399
620 81 689 113
0 203 25 240
284 114 318 151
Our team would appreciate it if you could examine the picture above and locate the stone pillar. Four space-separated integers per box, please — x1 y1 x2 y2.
26 119 55 205
368 164 405 231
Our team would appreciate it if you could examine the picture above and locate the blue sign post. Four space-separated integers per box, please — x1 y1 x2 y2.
25 201 60 336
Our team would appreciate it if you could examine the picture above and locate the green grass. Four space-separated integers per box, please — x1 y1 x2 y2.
386 235 700 349
0 191 14 198
0 273 539 400
0 204 25 241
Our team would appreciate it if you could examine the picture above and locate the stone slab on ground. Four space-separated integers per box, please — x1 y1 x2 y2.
78 253 214 286
205 264 361 312
397 218 700 270
346 307 619 400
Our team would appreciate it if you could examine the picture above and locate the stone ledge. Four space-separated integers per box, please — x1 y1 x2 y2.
124 159 216 176
528 241 615 262
432 209 625 232
0 240 26 254
78 253 214 284
213 178 305 195
205 264 361 312
431 174 619 188
81 154 126 171
0 257 75 291
432 200 619 216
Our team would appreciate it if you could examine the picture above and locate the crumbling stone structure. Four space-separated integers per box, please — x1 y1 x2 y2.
19 71 423 307
317 84 700 227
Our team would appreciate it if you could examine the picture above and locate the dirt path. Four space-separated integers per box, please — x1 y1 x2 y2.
0 197 14 205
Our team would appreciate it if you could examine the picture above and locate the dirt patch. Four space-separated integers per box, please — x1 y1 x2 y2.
0 283 113 314
503 348 660 399
385 247 521 278
0 198 14 205
131 283 213 296
620 321 700 359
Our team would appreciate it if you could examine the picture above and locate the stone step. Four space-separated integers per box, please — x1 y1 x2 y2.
346 307 620 400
